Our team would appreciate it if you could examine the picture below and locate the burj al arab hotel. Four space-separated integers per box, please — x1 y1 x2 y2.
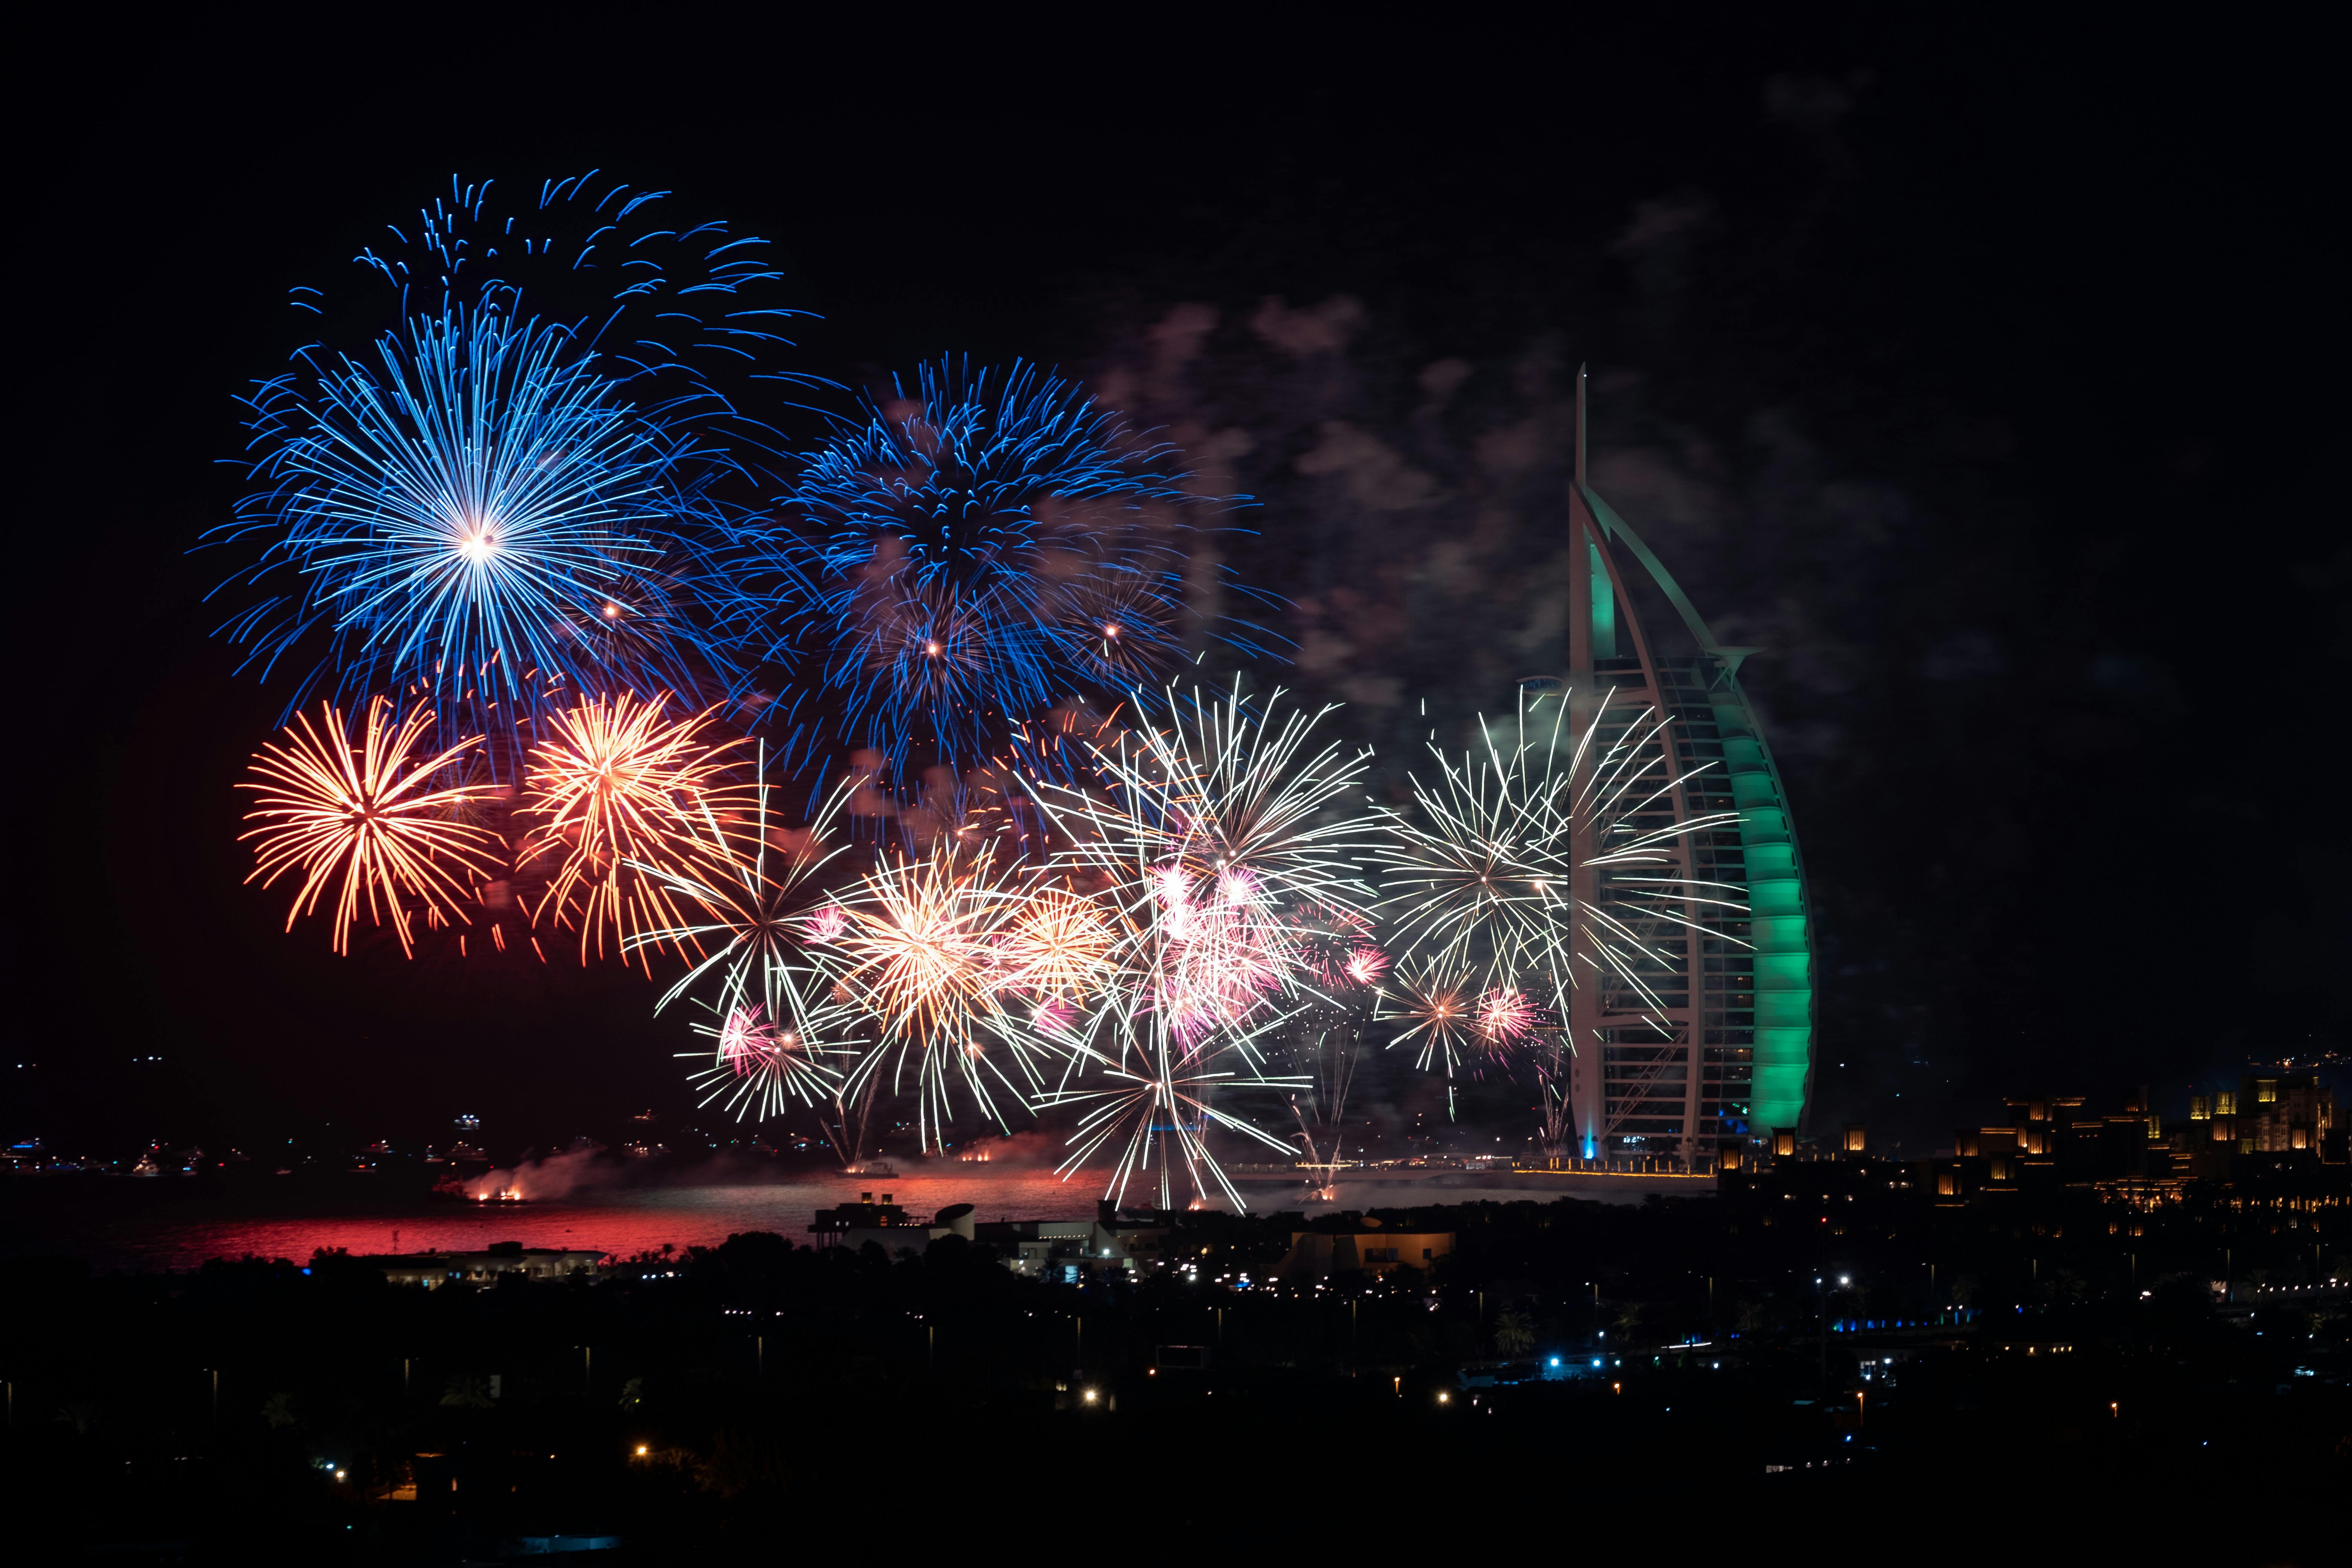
1536 371 1815 1168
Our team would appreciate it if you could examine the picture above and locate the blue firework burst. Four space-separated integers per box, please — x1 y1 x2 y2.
327 172 821 415
210 173 822 736
212 307 738 732
740 358 1265 773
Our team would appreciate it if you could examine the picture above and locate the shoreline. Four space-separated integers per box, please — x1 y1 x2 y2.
1240 1169 1718 1204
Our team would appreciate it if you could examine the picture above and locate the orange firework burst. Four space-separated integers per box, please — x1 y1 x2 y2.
838 846 1012 1046
239 699 505 957
1000 887 1116 1002
517 692 747 966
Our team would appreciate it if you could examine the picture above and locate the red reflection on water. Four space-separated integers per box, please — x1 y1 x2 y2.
52 1172 1115 1273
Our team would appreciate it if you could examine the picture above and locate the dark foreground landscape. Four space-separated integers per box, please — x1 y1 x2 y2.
5 1152 2346 1563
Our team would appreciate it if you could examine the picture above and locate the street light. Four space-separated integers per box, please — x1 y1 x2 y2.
1817 1275 1840 1390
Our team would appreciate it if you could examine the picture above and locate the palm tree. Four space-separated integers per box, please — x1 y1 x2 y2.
1494 1307 1535 1355
439 1375 493 1410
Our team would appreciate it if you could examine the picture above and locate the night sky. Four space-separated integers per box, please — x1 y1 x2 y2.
9 14 2338 1159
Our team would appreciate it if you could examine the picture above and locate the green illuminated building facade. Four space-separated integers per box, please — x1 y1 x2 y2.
1550 373 1815 1167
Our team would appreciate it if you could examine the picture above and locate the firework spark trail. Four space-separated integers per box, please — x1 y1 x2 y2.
1279 899 1387 994
737 359 1266 774
676 1005 842 1122
239 698 505 957
625 754 862 1128
518 692 749 967
1040 1011 1306 1212
1280 913 1386 1195
215 309 744 739
1375 960 1483 1075
332 173 818 416
1373 689 1746 1031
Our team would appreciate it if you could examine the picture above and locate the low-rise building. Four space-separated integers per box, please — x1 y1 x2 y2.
973 1217 1136 1279
812 1195 1145 1276
1277 1215 1454 1278
364 1241 605 1287
807 1190 949 1254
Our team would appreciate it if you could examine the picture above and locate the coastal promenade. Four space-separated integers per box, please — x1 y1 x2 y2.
1227 1164 1718 1202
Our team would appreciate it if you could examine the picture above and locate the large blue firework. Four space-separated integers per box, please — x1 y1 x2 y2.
210 173 817 735
212 307 738 733
739 358 1266 774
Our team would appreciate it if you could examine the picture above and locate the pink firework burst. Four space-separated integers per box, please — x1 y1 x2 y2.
720 1006 782 1072
1342 945 1390 987
685 1001 838 1122
1478 986 1538 1043
801 905 849 944
1153 864 1191 906
1158 899 1288 1044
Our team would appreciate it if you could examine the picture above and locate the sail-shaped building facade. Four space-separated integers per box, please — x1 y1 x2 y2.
1541 372 1815 1167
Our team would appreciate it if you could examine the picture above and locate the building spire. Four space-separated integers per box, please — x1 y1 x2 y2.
1574 362 1588 490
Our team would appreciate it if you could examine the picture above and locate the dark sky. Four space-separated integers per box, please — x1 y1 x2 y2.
8 13 2339 1158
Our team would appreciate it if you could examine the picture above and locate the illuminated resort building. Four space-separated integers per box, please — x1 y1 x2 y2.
1536 371 1815 1169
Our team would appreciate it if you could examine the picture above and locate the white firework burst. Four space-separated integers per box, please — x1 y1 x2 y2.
1022 681 1377 1204
1373 689 1745 1028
